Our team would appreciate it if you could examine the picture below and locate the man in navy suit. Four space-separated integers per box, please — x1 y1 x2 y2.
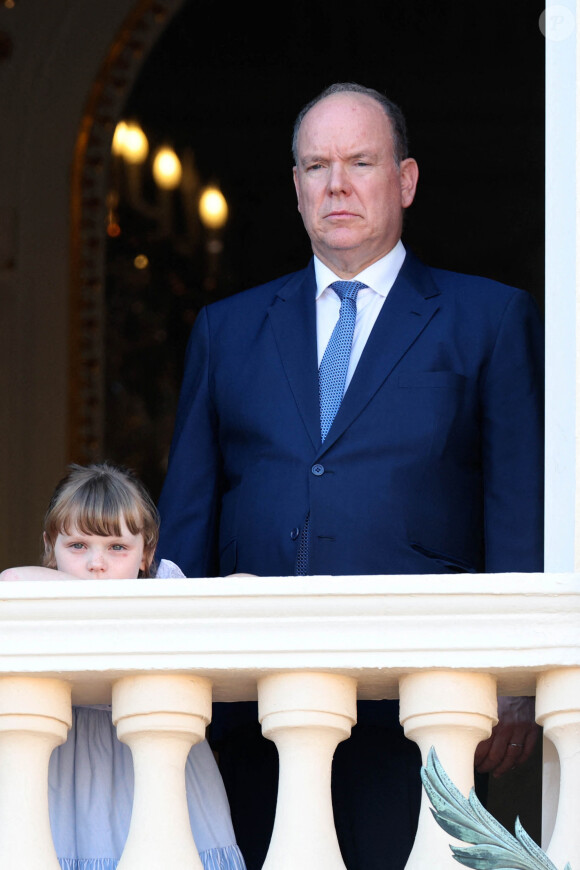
158 83 543 869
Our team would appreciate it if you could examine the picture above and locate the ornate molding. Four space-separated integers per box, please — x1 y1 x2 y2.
422 747 571 870
69 0 184 463
0 575 578 699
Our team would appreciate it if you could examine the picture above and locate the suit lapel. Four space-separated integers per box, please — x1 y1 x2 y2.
267 263 321 450
319 252 441 455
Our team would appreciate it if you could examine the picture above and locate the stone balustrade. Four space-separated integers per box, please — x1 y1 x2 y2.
0 574 578 869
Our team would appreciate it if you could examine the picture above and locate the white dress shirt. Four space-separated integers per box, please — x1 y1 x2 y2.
314 239 406 390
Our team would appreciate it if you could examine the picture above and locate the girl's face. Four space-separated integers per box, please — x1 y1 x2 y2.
51 518 147 579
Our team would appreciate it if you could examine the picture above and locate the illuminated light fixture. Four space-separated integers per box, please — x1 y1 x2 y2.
198 186 228 230
134 254 149 270
111 121 129 156
152 147 182 190
122 122 149 164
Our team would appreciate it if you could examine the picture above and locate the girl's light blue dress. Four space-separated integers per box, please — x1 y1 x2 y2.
48 560 246 870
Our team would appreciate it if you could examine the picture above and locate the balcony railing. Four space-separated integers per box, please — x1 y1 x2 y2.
0 574 578 870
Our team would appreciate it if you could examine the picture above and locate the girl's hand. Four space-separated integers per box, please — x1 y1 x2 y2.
0 566 72 581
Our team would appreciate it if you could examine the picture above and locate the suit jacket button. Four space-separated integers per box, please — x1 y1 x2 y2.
311 464 325 476
290 527 300 540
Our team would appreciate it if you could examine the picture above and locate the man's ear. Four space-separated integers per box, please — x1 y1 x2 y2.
292 165 302 213
400 158 419 209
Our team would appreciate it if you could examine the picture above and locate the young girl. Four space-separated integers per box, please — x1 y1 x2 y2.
1 462 246 870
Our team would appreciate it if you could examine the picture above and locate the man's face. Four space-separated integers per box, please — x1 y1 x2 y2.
293 93 418 278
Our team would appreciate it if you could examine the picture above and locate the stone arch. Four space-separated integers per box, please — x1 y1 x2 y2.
69 0 186 464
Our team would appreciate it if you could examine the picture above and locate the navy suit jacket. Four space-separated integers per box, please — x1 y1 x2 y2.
157 251 544 577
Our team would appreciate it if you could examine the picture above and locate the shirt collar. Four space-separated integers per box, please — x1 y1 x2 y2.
314 239 406 300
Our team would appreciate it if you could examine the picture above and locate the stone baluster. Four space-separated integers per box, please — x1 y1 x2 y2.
400 670 498 870
113 674 211 870
259 671 357 870
0 676 71 869
536 667 580 870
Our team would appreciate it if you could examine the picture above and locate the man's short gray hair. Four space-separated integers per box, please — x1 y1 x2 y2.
292 82 409 167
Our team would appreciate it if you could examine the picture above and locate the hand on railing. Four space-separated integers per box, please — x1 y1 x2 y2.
225 573 257 577
0 566 72 581
475 696 539 777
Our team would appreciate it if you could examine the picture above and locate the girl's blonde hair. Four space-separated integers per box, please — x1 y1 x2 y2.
42 462 160 577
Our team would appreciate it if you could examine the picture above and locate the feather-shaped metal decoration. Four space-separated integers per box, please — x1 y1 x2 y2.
420 747 572 870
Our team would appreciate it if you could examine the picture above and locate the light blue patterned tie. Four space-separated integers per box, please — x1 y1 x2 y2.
319 281 366 442
295 281 366 575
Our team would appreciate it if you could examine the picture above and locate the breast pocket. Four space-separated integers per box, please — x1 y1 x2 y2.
397 371 472 460
397 371 467 390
